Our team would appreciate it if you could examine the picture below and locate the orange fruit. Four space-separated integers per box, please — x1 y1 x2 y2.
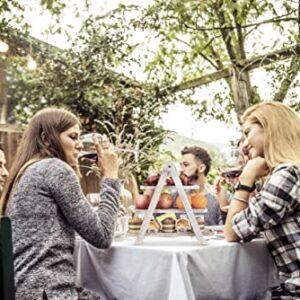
176 195 192 209
191 193 208 209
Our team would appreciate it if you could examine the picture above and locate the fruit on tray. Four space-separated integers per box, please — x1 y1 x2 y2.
157 192 173 209
166 175 190 186
166 177 175 186
143 173 160 186
175 195 192 209
143 173 191 186
190 193 208 209
135 194 151 209
179 174 190 185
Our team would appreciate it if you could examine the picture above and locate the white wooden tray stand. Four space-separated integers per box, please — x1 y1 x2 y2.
135 162 206 245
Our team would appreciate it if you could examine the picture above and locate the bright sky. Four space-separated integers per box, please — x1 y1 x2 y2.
21 0 260 146
161 104 240 144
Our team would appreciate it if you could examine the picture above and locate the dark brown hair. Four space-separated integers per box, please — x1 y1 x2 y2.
181 146 211 176
0 107 80 215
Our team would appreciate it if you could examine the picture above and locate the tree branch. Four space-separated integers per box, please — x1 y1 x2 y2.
197 52 219 70
202 32 224 69
298 0 300 36
273 56 300 102
171 36 220 69
194 11 298 32
232 3 246 60
215 0 237 62
272 0 300 102
161 44 300 94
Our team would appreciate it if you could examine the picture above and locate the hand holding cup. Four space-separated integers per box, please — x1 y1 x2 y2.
93 134 119 179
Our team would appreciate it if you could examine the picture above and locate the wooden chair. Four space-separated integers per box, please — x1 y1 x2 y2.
0 216 15 300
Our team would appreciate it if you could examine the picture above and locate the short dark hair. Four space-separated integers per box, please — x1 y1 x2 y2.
181 146 211 176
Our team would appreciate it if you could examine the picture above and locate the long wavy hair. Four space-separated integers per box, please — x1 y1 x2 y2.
241 101 300 169
0 107 80 215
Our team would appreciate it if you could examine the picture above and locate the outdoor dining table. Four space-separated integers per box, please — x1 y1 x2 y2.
74 233 280 300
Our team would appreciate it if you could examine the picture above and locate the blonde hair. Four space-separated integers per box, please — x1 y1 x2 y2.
241 101 300 169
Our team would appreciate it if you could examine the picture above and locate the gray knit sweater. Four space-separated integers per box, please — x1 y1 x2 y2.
7 158 120 300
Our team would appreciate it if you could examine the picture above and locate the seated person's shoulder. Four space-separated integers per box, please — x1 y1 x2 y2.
29 158 73 176
205 191 218 203
273 163 300 175
270 163 300 185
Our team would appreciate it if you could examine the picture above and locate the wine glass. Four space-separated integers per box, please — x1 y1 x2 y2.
219 146 246 186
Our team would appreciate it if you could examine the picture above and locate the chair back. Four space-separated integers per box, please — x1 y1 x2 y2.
0 216 15 300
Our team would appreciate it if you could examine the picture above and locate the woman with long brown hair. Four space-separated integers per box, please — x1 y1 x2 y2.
0 107 120 300
225 102 300 299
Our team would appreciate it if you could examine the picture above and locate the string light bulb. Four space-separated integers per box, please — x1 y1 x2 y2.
0 40 9 53
27 56 37 70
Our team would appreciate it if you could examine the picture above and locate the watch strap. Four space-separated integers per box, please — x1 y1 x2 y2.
235 181 256 193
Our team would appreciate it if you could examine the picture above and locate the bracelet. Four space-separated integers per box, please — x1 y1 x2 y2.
232 196 249 205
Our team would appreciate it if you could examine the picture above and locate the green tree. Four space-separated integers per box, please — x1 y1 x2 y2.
133 0 300 122
6 0 300 182
5 9 168 184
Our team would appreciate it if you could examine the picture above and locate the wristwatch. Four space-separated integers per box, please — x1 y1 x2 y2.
234 181 256 193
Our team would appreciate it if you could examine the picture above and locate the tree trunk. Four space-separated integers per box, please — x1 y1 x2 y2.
230 67 252 123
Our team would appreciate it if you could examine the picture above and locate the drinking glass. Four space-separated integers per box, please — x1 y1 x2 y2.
114 216 129 238
219 146 245 186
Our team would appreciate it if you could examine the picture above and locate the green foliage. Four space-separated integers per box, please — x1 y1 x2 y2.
3 0 300 184
132 0 300 120
4 6 169 184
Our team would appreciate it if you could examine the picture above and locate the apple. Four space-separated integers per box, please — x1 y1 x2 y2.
157 192 173 209
180 174 189 185
176 194 192 209
144 173 160 186
135 194 151 209
166 177 175 186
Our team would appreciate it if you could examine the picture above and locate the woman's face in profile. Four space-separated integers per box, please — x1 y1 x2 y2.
242 121 265 159
60 124 83 166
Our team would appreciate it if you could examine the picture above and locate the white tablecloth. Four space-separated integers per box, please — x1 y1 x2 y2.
74 235 279 300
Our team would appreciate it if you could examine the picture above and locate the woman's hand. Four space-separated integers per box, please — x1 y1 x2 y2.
93 134 119 179
214 176 231 211
239 157 270 185
214 176 226 194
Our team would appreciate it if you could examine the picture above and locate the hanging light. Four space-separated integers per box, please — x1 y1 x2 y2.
0 40 9 53
27 56 37 70
26 40 37 70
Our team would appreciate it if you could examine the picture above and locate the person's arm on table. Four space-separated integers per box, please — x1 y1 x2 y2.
225 159 298 245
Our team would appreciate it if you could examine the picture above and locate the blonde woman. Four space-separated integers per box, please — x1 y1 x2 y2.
225 102 300 298
0 107 120 300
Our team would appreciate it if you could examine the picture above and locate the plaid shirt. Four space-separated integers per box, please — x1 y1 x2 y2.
232 163 300 294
